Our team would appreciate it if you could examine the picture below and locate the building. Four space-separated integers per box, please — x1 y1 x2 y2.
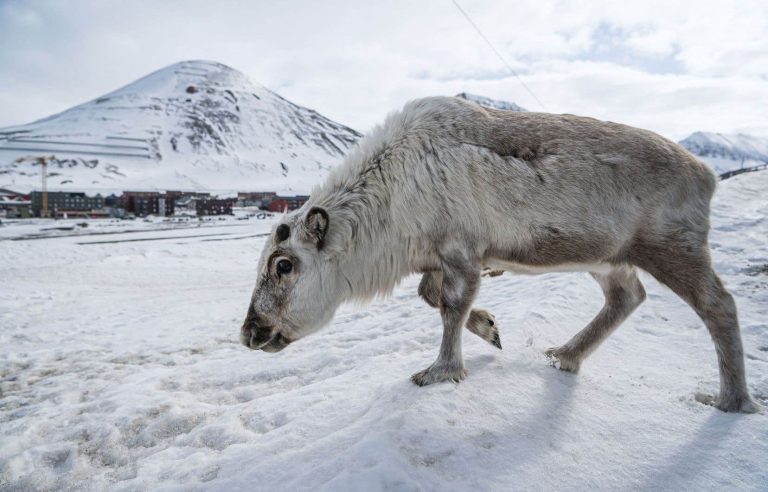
121 190 207 217
237 191 276 208
0 188 31 218
268 195 309 212
134 195 160 217
104 194 122 207
107 207 126 219
122 191 160 216
170 192 212 215
163 190 187 216
31 191 105 218
196 198 235 216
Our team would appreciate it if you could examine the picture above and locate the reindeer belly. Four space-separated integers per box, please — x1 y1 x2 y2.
484 258 613 275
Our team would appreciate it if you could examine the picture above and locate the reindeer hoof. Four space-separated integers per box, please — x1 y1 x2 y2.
411 363 467 386
466 309 502 350
544 346 581 373
491 332 502 350
695 392 762 413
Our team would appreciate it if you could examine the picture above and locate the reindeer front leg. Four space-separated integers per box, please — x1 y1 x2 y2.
411 254 480 386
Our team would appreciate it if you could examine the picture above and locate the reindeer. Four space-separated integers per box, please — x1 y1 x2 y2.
241 96 760 413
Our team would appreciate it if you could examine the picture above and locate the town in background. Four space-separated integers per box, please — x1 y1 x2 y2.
0 188 309 220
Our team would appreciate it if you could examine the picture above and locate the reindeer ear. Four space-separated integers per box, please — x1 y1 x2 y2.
302 207 329 249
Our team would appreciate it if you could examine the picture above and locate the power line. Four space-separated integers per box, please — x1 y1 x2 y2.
450 0 547 111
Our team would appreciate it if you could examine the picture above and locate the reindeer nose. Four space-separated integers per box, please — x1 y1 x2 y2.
240 307 273 349
241 324 274 349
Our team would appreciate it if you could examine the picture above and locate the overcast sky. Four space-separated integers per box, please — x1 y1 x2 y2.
1 0 766 140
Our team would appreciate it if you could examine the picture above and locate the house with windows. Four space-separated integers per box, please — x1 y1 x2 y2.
196 198 235 216
0 188 31 218
237 191 276 208
30 191 105 218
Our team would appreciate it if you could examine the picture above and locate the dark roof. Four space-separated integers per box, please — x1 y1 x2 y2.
0 188 27 197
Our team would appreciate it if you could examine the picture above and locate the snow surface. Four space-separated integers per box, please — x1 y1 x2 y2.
1 171 767 491
0 61 361 195
0 211 273 242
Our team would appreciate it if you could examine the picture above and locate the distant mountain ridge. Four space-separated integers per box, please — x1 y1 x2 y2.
679 132 768 161
0 60 362 193
678 132 768 176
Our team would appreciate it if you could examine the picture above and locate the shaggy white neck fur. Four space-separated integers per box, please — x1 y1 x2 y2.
307 112 418 303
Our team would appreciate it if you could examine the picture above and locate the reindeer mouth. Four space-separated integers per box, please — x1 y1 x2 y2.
260 333 292 353
241 328 291 353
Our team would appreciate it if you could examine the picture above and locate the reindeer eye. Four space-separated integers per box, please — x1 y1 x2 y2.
276 224 290 242
276 259 293 276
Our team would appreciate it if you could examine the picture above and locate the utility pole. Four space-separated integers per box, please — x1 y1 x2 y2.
40 157 48 217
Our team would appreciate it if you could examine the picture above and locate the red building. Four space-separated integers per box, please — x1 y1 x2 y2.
267 195 309 212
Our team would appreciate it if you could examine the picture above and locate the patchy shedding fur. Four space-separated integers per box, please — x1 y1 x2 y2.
241 96 760 414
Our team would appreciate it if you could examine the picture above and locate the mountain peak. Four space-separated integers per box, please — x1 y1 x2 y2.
102 60 261 101
0 60 361 193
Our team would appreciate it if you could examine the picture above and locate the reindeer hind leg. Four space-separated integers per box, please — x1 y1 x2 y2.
631 240 759 413
546 265 646 372
418 272 501 349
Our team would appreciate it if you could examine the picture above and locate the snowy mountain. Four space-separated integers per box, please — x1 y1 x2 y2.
678 131 768 176
0 60 361 194
455 92 527 111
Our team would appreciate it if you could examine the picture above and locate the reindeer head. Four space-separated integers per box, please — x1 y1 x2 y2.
240 207 349 352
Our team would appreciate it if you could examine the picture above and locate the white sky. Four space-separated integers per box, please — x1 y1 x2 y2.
1 0 766 140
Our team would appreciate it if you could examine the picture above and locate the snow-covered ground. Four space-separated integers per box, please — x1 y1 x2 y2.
0 209 273 241
1 171 767 491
